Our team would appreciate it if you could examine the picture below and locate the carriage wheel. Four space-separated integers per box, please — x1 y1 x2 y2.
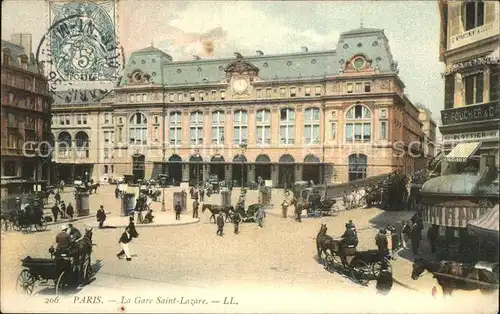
352 261 370 285
372 261 392 278
55 271 67 296
325 253 335 270
82 255 92 284
22 224 32 233
12 221 21 232
34 218 48 232
16 269 36 295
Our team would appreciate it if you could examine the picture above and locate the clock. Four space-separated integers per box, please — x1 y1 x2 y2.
232 77 249 93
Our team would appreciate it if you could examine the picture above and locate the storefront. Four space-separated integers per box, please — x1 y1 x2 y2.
467 204 499 262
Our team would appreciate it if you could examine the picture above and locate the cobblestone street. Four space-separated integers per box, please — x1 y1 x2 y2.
2 186 497 313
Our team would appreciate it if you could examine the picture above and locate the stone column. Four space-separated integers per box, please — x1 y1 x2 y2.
225 164 232 182
271 164 279 187
203 164 209 182
247 164 255 184
295 164 303 182
182 164 189 182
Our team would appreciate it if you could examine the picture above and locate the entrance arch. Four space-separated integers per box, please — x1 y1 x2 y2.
278 154 295 188
348 153 368 181
189 155 203 186
232 154 248 187
303 154 320 184
210 155 225 181
255 154 271 182
132 154 145 181
168 154 182 185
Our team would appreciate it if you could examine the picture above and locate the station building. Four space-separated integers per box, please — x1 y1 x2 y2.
51 26 427 187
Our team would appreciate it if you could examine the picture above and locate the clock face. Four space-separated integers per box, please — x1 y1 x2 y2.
232 77 249 93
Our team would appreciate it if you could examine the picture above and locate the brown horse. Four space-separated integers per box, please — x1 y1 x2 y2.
201 204 231 223
316 224 340 263
411 258 499 296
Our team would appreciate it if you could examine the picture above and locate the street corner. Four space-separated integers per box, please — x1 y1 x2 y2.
84 213 200 229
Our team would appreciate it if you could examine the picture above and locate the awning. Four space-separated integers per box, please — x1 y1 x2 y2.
467 204 499 238
446 142 481 162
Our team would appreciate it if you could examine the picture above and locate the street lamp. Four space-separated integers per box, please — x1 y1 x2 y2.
239 143 247 187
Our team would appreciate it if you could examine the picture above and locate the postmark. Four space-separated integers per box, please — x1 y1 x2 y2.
35 1 122 104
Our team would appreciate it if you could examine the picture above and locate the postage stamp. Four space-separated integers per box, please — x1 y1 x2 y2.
1 0 499 313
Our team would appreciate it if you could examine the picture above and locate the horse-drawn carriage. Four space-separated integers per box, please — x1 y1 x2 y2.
1 196 48 232
233 203 263 223
293 182 339 217
17 229 94 296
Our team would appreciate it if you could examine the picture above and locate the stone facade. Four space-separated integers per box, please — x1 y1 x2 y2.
51 27 426 186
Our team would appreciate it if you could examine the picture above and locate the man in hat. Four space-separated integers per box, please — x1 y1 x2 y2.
67 223 82 243
192 199 199 219
66 202 74 220
96 205 107 228
117 226 132 261
375 228 389 255
281 191 290 219
55 224 71 254
339 223 358 265
232 212 241 234
51 204 60 223
174 201 182 220
216 213 224 236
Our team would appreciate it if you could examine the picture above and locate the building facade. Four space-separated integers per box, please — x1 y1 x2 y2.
1 34 53 192
418 108 437 165
438 0 500 174
51 27 426 187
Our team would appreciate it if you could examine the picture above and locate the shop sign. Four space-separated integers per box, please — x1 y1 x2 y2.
449 22 499 51
443 130 500 143
441 102 500 125
441 55 499 78
423 205 491 228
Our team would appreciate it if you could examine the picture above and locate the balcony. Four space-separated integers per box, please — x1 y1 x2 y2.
449 21 500 51
441 101 500 126
56 149 90 162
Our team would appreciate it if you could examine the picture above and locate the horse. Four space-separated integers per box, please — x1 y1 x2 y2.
289 198 305 221
76 228 95 284
202 204 231 223
316 224 336 262
89 183 100 194
411 258 499 296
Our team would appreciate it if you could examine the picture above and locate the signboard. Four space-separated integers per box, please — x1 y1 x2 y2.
449 22 499 51
265 180 273 187
422 205 491 228
441 102 500 126
443 130 499 144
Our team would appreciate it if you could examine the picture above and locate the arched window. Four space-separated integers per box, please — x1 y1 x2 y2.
57 132 72 150
190 111 203 146
75 131 89 148
211 110 225 145
129 112 147 145
348 154 368 181
345 104 371 143
256 109 270 145
304 108 320 144
233 110 247 145
280 108 295 144
169 111 182 145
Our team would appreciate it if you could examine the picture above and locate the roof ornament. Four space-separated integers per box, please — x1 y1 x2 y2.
301 46 308 52
256 50 264 56
234 52 243 60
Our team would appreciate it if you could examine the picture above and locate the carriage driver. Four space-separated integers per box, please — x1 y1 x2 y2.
339 222 359 265
67 223 82 243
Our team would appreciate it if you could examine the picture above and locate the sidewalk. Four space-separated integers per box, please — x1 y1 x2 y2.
84 211 199 229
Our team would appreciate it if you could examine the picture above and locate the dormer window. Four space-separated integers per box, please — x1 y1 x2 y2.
2 51 10 66
190 92 196 101
290 87 296 97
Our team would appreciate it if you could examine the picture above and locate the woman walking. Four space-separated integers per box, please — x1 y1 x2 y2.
117 227 133 261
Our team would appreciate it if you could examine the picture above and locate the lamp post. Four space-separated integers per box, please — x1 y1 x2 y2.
239 143 247 187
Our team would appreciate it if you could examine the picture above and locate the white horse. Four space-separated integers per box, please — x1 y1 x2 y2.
343 189 366 209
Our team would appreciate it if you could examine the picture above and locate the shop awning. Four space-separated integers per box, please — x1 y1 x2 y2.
446 142 481 162
467 204 499 238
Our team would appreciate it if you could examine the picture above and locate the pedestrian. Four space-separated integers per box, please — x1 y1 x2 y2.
115 186 120 199
66 203 74 220
174 201 182 220
51 204 59 223
54 192 61 205
117 227 132 261
96 205 107 229
376 260 393 295
216 213 224 236
410 221 422 255
375 228 388 255
199 188 205 202
128 216 139 239
60 201 67 219
394 221 403 250
232 212 241 234
387 225 397 260
192 199 199 219
427 224 439 254
402 220 411 249
295 199 303 222
256 206 266 228
281 192 290 219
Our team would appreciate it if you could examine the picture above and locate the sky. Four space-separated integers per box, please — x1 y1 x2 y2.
1 0 444 128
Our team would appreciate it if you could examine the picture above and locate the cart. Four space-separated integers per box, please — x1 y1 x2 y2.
232 203 262 223
294 183 339 217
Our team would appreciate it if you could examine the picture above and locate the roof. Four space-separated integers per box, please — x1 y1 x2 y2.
118 26 396 87
468 204 499 237
421 174 499 197
1 40 39 73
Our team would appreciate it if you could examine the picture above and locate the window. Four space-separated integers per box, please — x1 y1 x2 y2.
256 109 271 145
190 92 196 101
280 87 286 97
3 161 16 176
345 104 371 143
130 94 135 102
348 154 368 181
211 90 217 100
290 87 296 97
347 83 353 93
111 165 114 173
464 72 483 105
104 113 110 124
169 112 182 145
380 121 387 140
331 122 337 140
379 109 387 119
76 114 87 125
304 86 311 96
256 89 262 98
199 91 204 101
211 110 225 145
104 131 114 144
464 1 484 31
154 127 159 142
279 110 295 145
355 83 362 93
169 93 174 102
118 117 123 124
233 110 247 145
104 165 109 174
266 88 272 97
104 148 110 160
59 114 71 125
220 90 225 100
364 82 371 92
315 86 321 95
117 127 123 142
178 92 184 102
129 112 148 145
190 111 203 145
142 93 148 102
304 108 320 144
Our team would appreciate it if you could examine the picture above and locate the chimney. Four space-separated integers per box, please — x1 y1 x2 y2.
256 50 264 56
301 46 308 52
11 34 32 61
